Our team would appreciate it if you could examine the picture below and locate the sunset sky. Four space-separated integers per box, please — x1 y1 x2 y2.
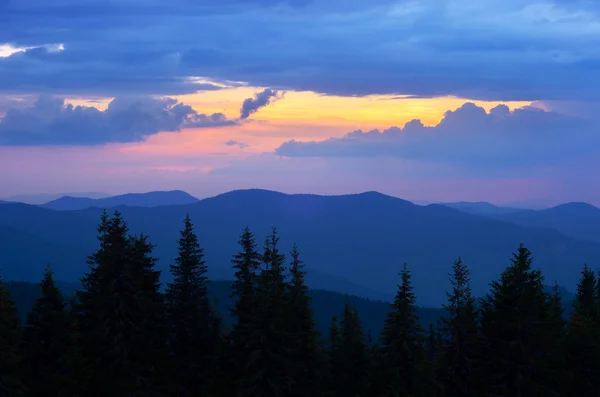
1 0 600 206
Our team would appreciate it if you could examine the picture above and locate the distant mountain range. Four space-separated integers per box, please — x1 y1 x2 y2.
3 192 109 205
439 201 521 216
1 189 599 306
41 190 199 211
487 202 600 244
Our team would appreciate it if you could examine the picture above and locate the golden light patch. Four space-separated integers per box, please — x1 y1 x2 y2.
176 88 532 128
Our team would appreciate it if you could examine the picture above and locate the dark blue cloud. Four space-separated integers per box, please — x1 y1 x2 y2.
3 0 600 100
275 103 600 169
240 89 283 120
0 95 237 146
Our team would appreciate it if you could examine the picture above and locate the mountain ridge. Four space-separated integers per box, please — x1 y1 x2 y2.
42 190 199 210
1 189 599 306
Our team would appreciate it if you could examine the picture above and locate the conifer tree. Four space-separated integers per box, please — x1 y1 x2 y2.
235 227 292 396
565 264 600 396
377 263 429 396
330 301 370 397
228 226 261 396
230 227 261 333
76 211 167 397
127 233 169 394
438 257 482 397
0 271 24 397
542 282 567 396
22 266 75 397
286 244 322 397
480 244 556 396
165 214 218 396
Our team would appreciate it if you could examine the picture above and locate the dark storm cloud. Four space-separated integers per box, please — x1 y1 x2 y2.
275 103 600 169
0 95 237 146
3 0 600 100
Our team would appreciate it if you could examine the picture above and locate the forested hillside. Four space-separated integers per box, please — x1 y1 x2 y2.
4 279 442 341
0 210 598 396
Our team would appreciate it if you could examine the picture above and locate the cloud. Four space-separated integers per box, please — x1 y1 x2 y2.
4 0 600 100
224 140 249 149
275 103 600 169
239 89 283 120
0 94 237 146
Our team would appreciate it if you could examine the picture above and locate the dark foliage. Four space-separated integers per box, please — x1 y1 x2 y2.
0 212 594 397
22 266 75 397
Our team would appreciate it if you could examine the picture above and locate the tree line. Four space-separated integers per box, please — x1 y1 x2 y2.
1 210 600 396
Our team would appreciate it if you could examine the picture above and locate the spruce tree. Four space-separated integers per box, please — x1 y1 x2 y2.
235 227 292 397
22 266 75 397
0 271 24 397
542 282 567 396
330 301 370 397
229 226 261 396
377 263 429 397
230 227 261 334
286 244 322 397
76 211 167 397
127 233 169 394
479 244 556 396
564 264 600 396
438 257 482 397
165 214 217 396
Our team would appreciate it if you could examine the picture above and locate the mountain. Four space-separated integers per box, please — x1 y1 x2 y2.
1 189 599 306
42 190 199 210
491 202 600 244
440 201 521 216
4 192 109 205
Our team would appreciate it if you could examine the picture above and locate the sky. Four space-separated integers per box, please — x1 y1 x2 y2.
1 0 600 206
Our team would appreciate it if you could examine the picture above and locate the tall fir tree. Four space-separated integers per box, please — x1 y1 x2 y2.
229 226 262 396
376 263 430 397
0 271 24 397
329 301 371 397
479 244 558 396
76 211 167 397
22 265 75 397
564 264 600 397
127 233 169 394
230 227 261 331
438 257 483 397
235 227 292 397
286 244 323 397
165 214 218 396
